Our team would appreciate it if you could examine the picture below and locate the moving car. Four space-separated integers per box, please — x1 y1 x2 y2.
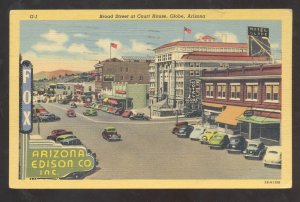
60 138 83 146
184 110 202 118
101 127 121 141
208 133 230 149
47 131 73 141
56 134 77 142
244 140 266 160
83 108 97 116
200 129 219 144
263 146 281 168
122 110 133 118
189 126 206 141
39 113 61 122
66 109 76 117
172 121 188 134
70 102 77 108
227 136 247 153
176 125 194 138
83 102 91 108
50 129 67 135
129 113 150 120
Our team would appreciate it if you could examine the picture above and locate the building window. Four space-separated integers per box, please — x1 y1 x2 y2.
89 86 92 91
265 83 279 103
120 67 122 72
195 70 200 76
68 86 70 90
230 84 240 100
217 84 226 99
130 75 134 80
139 75 143 81
205 84 214 98
190 71 194 76
246 84 258 101
121 75 124 80
126 67 128 72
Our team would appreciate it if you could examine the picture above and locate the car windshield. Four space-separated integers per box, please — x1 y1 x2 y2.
213 135 223 140
230 138 239 143
248 144 258 147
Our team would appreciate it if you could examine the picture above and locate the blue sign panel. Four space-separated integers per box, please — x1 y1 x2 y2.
20 60 33 133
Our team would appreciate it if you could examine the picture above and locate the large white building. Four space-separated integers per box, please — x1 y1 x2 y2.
149 35 272 111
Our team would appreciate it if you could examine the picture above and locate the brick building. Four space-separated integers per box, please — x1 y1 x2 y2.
201 64 281 145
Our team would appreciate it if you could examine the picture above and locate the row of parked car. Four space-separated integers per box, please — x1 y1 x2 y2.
172 122 282 168
33 107 61 123
46 129 99 179
82 102 150 120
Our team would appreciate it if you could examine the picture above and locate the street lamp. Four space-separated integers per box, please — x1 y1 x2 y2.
175 109 178 124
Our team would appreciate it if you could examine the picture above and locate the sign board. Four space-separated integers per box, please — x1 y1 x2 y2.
243 110 254 117
185 79 200 104
248 26 269 37
20 60 33 133
116 89 126 94
26 140 95 179
103 75 115 82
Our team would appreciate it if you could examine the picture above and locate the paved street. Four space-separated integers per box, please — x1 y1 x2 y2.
31 103 281 180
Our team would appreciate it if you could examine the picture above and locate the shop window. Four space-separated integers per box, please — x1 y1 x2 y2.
217 84 226 99
205 84 214 98
265 84 279 103
246 84 258 101
230 85 240 100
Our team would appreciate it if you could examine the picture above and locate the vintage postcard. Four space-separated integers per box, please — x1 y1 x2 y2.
9 9 292 189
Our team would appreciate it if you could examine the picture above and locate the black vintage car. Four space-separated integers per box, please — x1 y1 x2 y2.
227 136 247 153
129 113 150 120
176 125 194 138
244 140 266 160
184 110 202 118
60 138 83 146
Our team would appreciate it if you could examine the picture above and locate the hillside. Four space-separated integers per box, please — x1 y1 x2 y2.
33 69 81 80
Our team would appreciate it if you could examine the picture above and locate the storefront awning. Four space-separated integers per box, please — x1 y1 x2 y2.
215 106 248 126
202 102 224 108
237 115 280 125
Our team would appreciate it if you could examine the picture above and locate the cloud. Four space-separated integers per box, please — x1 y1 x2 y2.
32 42 66 52
170 38 182 42
67 43 91 53
213 31 238 43
130 40 153 52
194 32 205 40
41 29 69 44
271 43 280 49
73 33 88 38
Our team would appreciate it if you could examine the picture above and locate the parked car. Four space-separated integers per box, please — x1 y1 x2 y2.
189 126 206 141
70 102 77 108
59 99 70 104
107 106 115 113
227 136 247 153
208 133 230 149
101 127 121 141
66 109 76 117
176 125 194 138
110 107 119 114
56 134 77 142
60 138 83 146
200 129 219 144
129 113 150 120
122 110 133 118
184 110 202 118
83 108 97 116
101 105 109 111
39 113 61 122
244 140 266 160
172 121 188 134
263 146 281 168
50 129 67 135
113 108 124 116
47 131 73 141
94 104 102 110
83 102 91 108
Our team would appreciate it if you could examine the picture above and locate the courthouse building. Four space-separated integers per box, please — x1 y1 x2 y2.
149 35 272 112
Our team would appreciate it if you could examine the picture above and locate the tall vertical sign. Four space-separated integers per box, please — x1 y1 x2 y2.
20 60 33 133
248 26 271 57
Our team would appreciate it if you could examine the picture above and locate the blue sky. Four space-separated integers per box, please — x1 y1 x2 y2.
20 20 281 73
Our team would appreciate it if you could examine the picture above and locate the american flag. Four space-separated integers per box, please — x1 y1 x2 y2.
111 43 118 48
184 27 191 34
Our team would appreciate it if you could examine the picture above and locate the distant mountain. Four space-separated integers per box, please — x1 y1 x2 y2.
33 70 81 80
